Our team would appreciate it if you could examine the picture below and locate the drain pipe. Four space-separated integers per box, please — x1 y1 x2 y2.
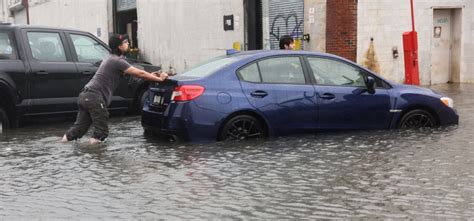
22 0 29 24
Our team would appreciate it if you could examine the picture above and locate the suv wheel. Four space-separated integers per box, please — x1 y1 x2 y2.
135 88 149 113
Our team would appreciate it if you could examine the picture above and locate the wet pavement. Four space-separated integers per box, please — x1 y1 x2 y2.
0 83 473 219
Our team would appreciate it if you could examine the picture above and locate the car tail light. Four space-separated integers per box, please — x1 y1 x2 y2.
171 85 205 101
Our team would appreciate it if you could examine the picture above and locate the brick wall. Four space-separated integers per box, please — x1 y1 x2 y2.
326 0 357 61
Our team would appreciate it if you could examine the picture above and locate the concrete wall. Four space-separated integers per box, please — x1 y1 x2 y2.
303 0 325 52
1 0 16 23
3 0 472 84
0 0 6 22
12 0 109 42
12 9 26 25
137 0 245 73
358 0 474 84
465 4 474 83
262 0 270 49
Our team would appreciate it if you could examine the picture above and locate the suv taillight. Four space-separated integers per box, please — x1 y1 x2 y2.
171 85 205 101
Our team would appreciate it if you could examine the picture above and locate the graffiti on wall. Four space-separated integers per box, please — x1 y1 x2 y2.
269 12 303 49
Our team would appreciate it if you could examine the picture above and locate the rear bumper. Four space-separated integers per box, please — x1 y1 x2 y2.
141 102 226 142
141 108 188 139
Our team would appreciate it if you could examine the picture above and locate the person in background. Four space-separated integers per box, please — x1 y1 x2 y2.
62 34 168 145
279 35 295 50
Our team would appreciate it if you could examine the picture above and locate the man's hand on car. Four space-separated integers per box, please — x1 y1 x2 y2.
152 71 169 81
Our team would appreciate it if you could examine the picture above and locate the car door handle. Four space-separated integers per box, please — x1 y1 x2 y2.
318 93 335 99
250 90 268 98
82 71 94 75
35 71 49 75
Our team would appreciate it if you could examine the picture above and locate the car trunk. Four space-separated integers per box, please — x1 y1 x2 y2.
148 79 179 113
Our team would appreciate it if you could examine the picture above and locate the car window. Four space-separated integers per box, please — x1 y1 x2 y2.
70 34 108 63
0 32 17 60
258 57 305 84
238 63 261 83
180 56 237 78
307 57 366 87
27 32 67 62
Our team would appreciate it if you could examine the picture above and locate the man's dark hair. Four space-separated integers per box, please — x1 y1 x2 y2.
279 35 294 49
109 34 128 56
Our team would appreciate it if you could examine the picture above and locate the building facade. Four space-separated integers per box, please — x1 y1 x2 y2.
357 0 474 84
2 0 473 84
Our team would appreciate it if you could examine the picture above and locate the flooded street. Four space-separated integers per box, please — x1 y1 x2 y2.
1 83 473 219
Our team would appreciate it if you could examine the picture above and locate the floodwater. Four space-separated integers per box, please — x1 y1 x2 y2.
0 84 473 219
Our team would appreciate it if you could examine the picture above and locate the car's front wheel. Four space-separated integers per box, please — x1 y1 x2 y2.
398 109 438 129
218 115 266 141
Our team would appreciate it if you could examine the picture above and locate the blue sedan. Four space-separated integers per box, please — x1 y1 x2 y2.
141 50 458 142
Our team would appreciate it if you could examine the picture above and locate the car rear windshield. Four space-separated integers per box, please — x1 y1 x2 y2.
179 56 237 78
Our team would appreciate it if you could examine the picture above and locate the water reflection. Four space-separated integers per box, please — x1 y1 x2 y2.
0 84 473 219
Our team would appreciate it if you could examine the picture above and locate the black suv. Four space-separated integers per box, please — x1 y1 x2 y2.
0 24 160 130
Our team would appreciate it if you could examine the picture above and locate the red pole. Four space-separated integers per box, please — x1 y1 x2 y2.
403 0 420 85
411 0 419 85
410 0 415 32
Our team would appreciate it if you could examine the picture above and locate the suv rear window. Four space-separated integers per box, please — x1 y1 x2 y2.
180 56 237 78
27 32 67 62
0 32 17 60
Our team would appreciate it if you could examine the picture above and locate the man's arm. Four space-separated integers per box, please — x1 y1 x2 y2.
124 66 168 82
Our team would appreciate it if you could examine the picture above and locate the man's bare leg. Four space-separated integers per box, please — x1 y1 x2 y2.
62 134 68 143
89 138 102 145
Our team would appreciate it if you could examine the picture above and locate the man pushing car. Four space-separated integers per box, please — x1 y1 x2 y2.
62 34 168 145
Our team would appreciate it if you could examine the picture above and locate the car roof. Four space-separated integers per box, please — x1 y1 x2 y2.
226 50 394 87
0 23 85 33
226 50 355 66
228 50 344 60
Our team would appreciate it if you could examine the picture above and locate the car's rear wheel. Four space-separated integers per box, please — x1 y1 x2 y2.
0 107 10 131
219 115 266 141
398 109 438 129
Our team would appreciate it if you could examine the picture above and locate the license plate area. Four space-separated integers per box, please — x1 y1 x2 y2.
149 85 174 112
153 94 163 105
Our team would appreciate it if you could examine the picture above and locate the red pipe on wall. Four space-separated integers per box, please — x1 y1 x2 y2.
410 0 415 32
402 0 420 85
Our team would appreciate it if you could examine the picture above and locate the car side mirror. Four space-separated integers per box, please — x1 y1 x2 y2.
365 76 376 94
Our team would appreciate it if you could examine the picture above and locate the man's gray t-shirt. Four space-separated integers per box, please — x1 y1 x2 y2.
84 54 131 106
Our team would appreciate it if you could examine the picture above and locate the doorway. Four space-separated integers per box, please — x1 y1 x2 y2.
267 0 304 50
430 9 462 84
113 0 138 49
245 0 263 50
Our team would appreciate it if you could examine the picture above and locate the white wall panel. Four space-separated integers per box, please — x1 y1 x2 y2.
137 0 245 73
25 0 109 42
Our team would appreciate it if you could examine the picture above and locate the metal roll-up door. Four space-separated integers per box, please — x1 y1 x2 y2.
268 0 304 49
